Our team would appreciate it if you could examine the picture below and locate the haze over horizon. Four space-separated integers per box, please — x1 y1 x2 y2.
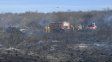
0 0 112 13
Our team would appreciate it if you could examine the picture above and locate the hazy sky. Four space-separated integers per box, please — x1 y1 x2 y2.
0 0 112 13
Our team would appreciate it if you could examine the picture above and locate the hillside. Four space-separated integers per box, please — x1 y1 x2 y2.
0 10 112 62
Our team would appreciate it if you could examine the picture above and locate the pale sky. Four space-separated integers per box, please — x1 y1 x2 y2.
0 0 112 13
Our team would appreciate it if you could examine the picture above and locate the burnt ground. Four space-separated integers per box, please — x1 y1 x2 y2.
0 30 112 62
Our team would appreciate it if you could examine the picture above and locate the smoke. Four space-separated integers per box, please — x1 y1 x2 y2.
39 20 49 27
104 15 112 22
107 16 112 21
103 15 112 27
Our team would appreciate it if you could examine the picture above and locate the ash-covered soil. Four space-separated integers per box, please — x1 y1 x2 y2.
0 31 112 62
